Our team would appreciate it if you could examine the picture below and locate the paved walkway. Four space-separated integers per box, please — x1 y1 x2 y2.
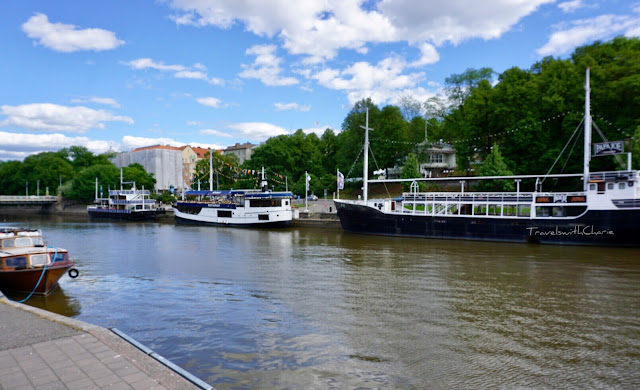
0 298 204 390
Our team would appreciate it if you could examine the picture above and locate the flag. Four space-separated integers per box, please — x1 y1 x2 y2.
337 170 344 190
306 173 311 191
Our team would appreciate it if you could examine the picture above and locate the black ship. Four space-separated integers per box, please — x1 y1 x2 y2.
334 69 640 247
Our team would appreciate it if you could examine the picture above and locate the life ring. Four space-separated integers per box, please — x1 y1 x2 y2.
68 268 79 278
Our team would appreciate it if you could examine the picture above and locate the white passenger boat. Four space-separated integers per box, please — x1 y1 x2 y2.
173 168 294 227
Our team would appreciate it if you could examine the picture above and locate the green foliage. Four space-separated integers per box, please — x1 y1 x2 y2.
123 163 156 190
475 144 515 192
401 153 424 191
194 151 239 190
66 164 120 203
154 192 175 203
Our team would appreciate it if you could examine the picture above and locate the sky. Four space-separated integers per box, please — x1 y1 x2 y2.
1 0 639 161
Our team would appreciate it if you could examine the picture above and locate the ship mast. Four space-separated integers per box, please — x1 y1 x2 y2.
360 108 374 203
583 67 592 191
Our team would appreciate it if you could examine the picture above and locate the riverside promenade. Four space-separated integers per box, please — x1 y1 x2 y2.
0 297 208 390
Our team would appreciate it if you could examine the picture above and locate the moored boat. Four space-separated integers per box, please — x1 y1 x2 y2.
173 168 294 227
87 170 157 220
334 69 640 247
0 227 76 295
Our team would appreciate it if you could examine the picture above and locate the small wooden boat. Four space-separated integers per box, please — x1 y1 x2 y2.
0 227 76 295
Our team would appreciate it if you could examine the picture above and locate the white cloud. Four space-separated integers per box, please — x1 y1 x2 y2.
537 13 640 56
126 58 186 72
301 126 335 137
22 13 124 52
200 128 233 137
187 120 203 126
227 122 289 141
558 0 584 13
0 103 133 133
125 58 224 85
168 0 552 62
274 102 311 111
239 45 298 86
196 97 224 108
410 43 440 67
71 97 121 108
313 57 426 105
0 131 115 160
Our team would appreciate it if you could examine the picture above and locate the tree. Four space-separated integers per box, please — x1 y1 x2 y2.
401 153 423 191
66 164 120 203
397 95 423 121
475 144 515 191
122 163 156 190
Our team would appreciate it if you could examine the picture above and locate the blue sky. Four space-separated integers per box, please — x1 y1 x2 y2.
1 0 639 160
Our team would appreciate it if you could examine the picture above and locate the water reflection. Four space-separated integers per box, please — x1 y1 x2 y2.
2 286 81 317
3 216 639 389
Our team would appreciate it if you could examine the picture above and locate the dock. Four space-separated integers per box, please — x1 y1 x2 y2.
0 297 211 390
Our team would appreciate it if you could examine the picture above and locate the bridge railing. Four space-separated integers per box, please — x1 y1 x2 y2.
0 195 59 203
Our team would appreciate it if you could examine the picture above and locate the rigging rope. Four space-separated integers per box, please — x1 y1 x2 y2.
541 118 583 184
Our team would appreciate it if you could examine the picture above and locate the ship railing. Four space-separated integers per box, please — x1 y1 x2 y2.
393 190 586 218
110 199 156 205
108 190 151 195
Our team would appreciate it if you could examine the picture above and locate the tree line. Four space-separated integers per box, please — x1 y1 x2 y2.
2 37 639 200
0 146 156 203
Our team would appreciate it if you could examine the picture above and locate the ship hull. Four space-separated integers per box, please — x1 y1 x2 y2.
0 264 72 295
173 207 292 228
335 201 640 247
88 209 157 221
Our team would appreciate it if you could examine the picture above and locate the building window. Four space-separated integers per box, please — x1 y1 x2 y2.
430 154 443 163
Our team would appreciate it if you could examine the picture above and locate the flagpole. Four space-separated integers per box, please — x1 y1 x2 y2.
337 168 340 199
305 171 309 212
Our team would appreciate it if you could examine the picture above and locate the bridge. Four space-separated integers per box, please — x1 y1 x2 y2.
0 195 58 205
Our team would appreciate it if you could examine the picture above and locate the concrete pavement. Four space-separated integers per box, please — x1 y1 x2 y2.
0 297 207 390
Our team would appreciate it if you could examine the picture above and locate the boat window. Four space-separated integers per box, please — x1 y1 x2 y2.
552 207 566 217
14 237 32 247
517 205 530 217
218 210 232 218
446 204 458 215
258 214 269 221
250 199 280 208
32 237 44 246
536 206 551 217
607 183 614 190
475 205 487 215
285 200 289 206
503 205 517 216
1 238 15 248
589 183 596 191
619 182 626 190
5 256 27 268
459 204 473 215
434 204 446 215
488 204 501 216
629 181 634 187
30 254 49 267
52 252 68 262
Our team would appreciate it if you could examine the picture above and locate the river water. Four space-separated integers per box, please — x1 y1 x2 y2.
2 216 639 389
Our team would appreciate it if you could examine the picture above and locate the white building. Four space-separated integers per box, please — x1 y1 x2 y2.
419 142 457 177
110 145 182 192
